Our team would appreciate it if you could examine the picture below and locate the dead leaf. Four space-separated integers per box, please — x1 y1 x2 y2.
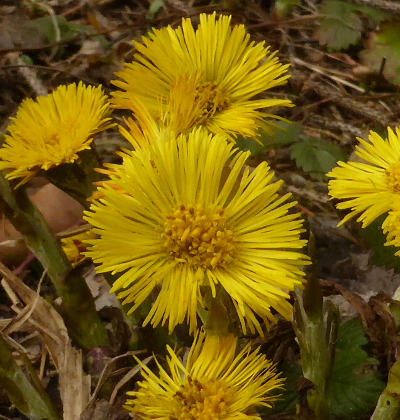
322 279 398 370
0 183 83 263
0 262 90 420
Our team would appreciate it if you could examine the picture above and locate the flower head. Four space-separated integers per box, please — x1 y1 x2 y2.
126 332 284 419
328 127 400 227
112 13 292 140
85 129 308 335
0 82 112 185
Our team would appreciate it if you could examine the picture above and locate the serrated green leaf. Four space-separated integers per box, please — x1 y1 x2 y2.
235 121 301 155
327 318 385 419
264 318 383 417
316 0 362 51
290 136 347 180
360 21 400 85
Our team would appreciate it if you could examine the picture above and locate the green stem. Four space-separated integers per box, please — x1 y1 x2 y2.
46 149 101 208
0 174 109 349
0 334 60 420
198 286 231 336
293 233 339 419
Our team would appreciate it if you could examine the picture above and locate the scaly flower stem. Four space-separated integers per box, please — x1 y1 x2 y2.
0 334 60 420
293 233 339 419
198 286 231 336
0 174 109 349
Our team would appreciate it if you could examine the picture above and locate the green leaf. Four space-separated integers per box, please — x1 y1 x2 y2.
148 0 164 19
275 0 300 18
264 318 383 417
30 15 108 47
235 121 301 155
31 15 81 44
354 5 389 23
316 0 363 51
20 54 33 65
360 21 400 85
290 136 347 180
327 318 385 419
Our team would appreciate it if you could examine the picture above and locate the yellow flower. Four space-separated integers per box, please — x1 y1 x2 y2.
61 229 97 267
328 127 400 227
118 97 173 150
0 82 112 185
85 129 308 335
112 13 292 140
126 332 284 419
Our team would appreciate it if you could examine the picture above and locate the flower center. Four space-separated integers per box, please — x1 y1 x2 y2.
170 378 230 420
163 204 234 269
194 82 229 125
386 162 400 192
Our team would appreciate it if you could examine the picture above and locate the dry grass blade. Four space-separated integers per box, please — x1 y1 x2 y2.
0 262 90 420
109 356 152 405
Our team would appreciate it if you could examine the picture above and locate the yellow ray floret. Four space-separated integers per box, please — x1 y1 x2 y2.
382 206 400 256
328 127 400 228
85 128 308 335
61 229 97 267
126 332 284 419
0 82 112 185
112 13 293 140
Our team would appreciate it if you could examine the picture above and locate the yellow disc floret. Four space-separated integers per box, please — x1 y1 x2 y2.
172 378 230 420
163 205 234 269
192 81 230 125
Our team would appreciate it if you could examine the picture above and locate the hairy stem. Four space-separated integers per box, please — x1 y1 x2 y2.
0 174 109 349
293 233 339 419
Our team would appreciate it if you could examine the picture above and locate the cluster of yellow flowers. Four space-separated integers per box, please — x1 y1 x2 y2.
0 13 311 419
328 127 400 255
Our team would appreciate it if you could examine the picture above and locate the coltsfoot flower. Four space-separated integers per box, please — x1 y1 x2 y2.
112 13 292 140
0 82 112 185
328 127 400 228
85 129 308 335
126 332 284 419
